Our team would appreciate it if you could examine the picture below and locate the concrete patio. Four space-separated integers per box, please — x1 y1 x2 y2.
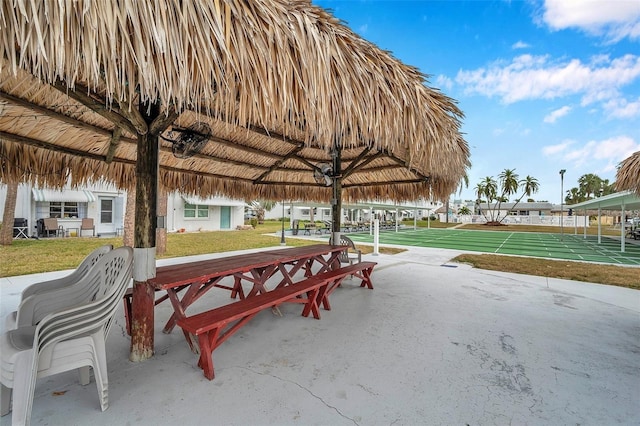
1 246 639 425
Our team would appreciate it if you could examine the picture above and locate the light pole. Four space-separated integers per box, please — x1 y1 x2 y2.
559 169 566 241
280 200 286 245
597 185 604 244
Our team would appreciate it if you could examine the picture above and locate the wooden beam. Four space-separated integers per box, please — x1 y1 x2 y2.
0 132 255 183
341 147 373 178
105 127 122 163
113 99 148 135
0 93 269 170
379 149 431 181
205 134 283 160
343 178 428 188
0 90 132 140
0 131 109 161
51 81 141 135
253 143 306 183
150 105 179 136
255 178 429 188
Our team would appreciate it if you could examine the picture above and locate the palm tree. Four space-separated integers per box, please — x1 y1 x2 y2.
477 177 497 221
494 169 519 221
578 173 602 200
446 173 470 223
474 183 486 219
0 182 19 245
600 178 615 196
565 187 581 204
251 199 277 224
474 171 540 224
502 175 539 223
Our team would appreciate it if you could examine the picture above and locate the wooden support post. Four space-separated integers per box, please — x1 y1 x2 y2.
130 100 159 362
331 145 342 245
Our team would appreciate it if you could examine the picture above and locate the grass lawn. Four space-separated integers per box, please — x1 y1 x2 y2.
452 253 639 289
1 220 637 289
0 221 402 277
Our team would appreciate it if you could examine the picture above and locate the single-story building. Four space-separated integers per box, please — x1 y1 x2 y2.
1 183 245 238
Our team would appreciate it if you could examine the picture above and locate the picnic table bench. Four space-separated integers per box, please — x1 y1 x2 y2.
303 223 326 235
177 260 377 380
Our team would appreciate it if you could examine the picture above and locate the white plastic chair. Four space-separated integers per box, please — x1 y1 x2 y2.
330 235 362 266
5 245 113 331
0 246 133 425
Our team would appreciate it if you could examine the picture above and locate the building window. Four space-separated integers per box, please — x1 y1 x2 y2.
49 202 79 218
184 203 209 218
101 199 113 224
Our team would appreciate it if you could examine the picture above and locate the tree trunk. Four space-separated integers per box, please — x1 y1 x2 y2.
0 182 18 245
130 101 160 362
156 186 167 255
123 186 135 247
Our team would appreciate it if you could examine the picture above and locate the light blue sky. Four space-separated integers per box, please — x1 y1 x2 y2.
314 0 640 203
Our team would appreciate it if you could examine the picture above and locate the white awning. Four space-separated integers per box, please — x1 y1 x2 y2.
182 196 245 207
32 189 96 202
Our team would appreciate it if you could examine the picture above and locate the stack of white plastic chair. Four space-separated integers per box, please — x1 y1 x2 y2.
5 245 113 331
0 246 133 425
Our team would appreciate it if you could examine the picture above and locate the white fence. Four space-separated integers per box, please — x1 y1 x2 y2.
447 215 589 227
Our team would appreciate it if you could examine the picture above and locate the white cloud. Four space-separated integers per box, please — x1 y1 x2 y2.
542 139 574 156
602 96 640 119
543 135 640 170
358 24 368 34
592 135 638 160
544 105 571 123
455 54 640 106
512 41 530 49
435 74 453 91
542 0 640 42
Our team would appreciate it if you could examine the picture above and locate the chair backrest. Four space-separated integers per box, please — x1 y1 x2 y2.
81 218 94 229
43 218 58 231
16 246 128 327
33 247 134 368
20 245 113 301
330 235 357 263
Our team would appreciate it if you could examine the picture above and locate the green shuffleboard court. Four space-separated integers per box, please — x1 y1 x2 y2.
344 228 640 266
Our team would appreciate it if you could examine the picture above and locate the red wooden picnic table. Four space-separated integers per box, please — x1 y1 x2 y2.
150 244 347 334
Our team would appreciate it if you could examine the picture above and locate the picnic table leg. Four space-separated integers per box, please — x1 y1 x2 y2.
301 287 322 319
360 267 374 289
230 276 245 299
243 265 277 297
273 261 307 289
163 284 201 335
197 329 219 380
321 278 345 310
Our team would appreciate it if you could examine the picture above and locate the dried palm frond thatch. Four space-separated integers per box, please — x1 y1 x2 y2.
0 0 469 202
616 151 640 196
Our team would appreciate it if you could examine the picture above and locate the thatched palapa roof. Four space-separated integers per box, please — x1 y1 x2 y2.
616 151 640 196
0 0 470 203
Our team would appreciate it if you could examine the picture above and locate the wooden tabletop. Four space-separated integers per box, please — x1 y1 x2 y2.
150 244 344 290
